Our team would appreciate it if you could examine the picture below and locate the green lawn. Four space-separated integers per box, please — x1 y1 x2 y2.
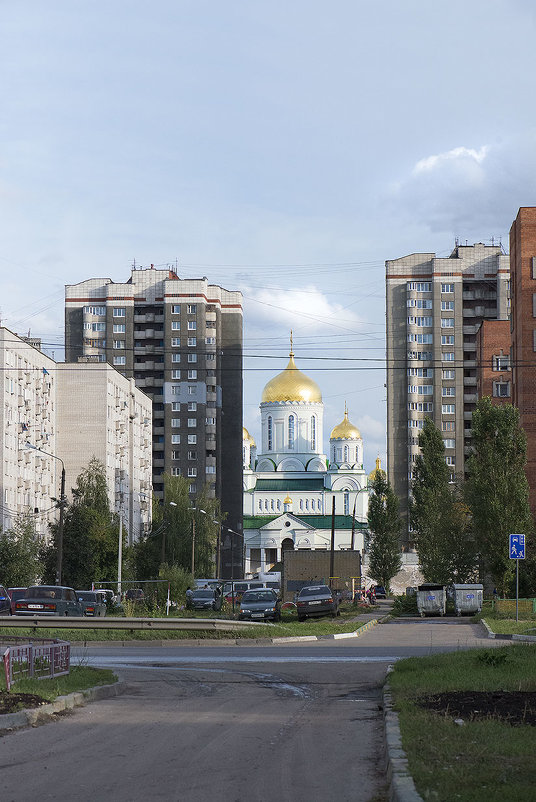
481 617 536 636
0 666 116 698
389 645 536 801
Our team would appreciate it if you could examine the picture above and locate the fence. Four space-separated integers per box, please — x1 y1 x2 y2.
2 636 70 691
493 598 536 615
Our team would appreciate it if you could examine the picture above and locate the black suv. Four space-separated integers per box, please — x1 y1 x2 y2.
296 585 339 621
0 585 11 616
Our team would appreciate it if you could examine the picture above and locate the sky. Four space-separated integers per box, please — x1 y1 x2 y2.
2 0 536 471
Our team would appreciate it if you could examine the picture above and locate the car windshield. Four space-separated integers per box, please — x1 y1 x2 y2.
26 586 60 599
77 592 98 601
299 586 330 597
193 591 214 598
242 591 275 602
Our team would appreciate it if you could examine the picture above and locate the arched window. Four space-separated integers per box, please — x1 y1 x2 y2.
264 500 268 511
311 499 315 510
300 499 303 511
311 416 316 450
270 499 274 511
258 499 262 511
356 446 360 463
267 416 273 451
305 499 309 510
344 491 349 516
288 415 295 449
344 445 349 463
277 499 281 511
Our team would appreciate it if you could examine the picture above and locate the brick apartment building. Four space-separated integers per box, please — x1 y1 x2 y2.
476 320 512 404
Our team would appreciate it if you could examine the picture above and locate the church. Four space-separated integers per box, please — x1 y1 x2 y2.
243 340 370 576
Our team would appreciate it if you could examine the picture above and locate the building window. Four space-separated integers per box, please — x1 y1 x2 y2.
171 467 181 476
442 404 455 414
288 415 295 449
267 416 273 451
113 340 125 349
171 419 180 427
442 421 455 431
84 305 106 316
188 353 197 363
441 335 454 345
187 337 196 346
188 468 197 477
113 308 126 317
172 451 180 460
172 370 181 379
407 333 433 344
442 352 455 362
206 336 216 344
187 304 197 314
441 301 454 311
189 483 197 494
441 283 454 293
171 321 180 330
187 321 197 330
188 369 197 379
206 465 216 474
113 356 126 366
300 499 303 511
444 439 455 449
442 369 455 380
311 415 316 450
407 282 431 292
206 417 216 425
277 499 281 511
171 385 180 395
344 491 349 516
493 381 510 398
172 402 180 411
172 305 181 314
493 355 510 371
445 456 456 466
442 387 456 396
171 435 181 444
258 500 262 511
188 418 196 427
171 338 181 347
188 435 197 444
172 354 181 363
441 318 455 328
270 499 274 511
206 353 215 361
188 402 197 411
188 451 197 459
407 298 432 309
187 386 195 395
344 445 349 462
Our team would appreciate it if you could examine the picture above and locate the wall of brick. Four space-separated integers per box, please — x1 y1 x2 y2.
281 550 361 602
476 320 511 403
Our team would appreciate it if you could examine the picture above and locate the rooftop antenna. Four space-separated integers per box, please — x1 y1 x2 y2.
132 258 136 270
289 330 294 357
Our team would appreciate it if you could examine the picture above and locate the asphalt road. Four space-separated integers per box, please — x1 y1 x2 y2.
0 618 498 802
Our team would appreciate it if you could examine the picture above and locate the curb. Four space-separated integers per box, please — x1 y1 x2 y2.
249 617 380 644
0 680 126 735
481 619 536 642
383 679 424 802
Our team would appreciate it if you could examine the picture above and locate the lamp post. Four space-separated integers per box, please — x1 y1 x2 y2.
26 442 66 586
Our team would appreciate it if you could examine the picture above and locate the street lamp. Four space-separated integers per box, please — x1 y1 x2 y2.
26 442 66 586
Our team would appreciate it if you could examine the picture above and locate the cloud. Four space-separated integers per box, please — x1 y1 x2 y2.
385 133 536 237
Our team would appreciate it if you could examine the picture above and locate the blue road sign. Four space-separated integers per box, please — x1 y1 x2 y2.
509 534 526 560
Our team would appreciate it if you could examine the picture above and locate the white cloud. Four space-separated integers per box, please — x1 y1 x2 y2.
413 145 489 174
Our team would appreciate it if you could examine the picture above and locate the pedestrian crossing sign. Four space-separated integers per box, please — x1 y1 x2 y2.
509 534 526 560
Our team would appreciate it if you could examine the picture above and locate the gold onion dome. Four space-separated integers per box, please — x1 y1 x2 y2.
369 456 386 482
330 407 361 440
261 350 322 404
283 495 292 505
242 426 256 447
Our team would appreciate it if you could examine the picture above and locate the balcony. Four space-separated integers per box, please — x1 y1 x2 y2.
463 376 477 386
464 393 477 404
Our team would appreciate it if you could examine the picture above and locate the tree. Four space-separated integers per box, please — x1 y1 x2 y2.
42 457 120 588
465 397 533 595
367 473 403 592
411 418 478 585
0 514 42 587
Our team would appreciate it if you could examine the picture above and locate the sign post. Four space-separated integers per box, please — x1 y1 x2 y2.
509 534 526 622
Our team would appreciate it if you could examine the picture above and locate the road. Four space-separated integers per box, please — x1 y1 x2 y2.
0 618 498 802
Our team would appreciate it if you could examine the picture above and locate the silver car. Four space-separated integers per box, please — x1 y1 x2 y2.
76 590 107 617
14 585 84 616
239 589 282 622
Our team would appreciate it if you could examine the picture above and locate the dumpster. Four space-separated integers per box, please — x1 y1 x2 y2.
416 584 446 617
452 584 483 616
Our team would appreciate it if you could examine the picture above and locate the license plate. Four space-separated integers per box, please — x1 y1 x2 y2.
309 600 322 605
251 613 264 618
28 604 43 609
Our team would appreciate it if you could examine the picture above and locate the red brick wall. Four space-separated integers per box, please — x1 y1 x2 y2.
476 320 511 404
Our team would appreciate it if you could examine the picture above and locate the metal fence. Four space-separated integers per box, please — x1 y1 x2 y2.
2 636 70 691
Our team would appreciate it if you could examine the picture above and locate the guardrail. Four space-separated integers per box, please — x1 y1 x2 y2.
2 636 70 691
0 616 266 632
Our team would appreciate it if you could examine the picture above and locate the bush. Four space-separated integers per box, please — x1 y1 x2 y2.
391 594 418 616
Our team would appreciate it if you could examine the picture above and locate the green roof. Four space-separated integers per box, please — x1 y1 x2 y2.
253 478 325 491
243 514 367 530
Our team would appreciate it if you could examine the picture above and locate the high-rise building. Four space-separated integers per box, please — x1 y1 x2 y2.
386 243 510 542
510 207 536 515
65 267 243 574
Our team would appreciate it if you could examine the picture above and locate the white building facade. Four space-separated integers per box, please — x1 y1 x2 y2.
243 347 369 575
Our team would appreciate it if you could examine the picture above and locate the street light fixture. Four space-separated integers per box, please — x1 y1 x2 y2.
26 442 66 586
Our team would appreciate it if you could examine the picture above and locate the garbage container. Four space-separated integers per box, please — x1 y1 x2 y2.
452 584 483 616
416 584 446 617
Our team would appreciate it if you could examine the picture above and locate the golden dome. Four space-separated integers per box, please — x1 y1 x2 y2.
242 426 256 447
261 352 322 404
368 456 386 482
330 406 361 440
283 495 292 504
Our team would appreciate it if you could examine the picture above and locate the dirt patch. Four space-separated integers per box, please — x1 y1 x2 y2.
0 691 48 715
418 690 536 726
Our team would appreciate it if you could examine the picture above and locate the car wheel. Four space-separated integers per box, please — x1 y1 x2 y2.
298 615 306 622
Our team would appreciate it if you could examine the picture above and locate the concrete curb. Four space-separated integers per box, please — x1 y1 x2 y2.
0 680 126 735
481 618 536 642
383 679 424 802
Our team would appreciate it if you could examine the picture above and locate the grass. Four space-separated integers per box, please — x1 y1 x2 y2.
389 645 536 801
0 665 116 698
475 601 536 636
0 606 370 641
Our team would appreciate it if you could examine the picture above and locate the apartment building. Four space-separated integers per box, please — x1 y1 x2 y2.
1 328 151 542
64 266 243 574
386 243 510 541
510 207 536 515
56 362 152 543
476 320 512 404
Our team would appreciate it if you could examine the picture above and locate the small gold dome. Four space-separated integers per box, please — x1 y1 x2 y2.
261 353 322 404
330 407 361 440
242 426 256 447
283 495 292 504
369 456 386 482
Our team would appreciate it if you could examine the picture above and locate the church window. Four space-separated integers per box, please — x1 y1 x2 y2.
288 415 295 449
305 499 309 510
264 500 268 511
344 491 349 516
258 500 262 511
300 499 303 511
271 499 274 511
356 447 359 462
267 416 273 451
337 448 342 462
344 445 349 463
277 499 281 511
311 416 316 450
311 499 315 510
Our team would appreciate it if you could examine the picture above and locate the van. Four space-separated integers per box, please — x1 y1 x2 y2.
223 580 269 603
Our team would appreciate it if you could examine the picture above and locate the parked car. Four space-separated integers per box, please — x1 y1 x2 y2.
14 585 84 616
76 590 107 617
187 589 222 611
0 585 12 616
374 586 387 599
239 588 281 622
124 588 145 603
223 581 266 604
296 585 339 621
7 587 27 614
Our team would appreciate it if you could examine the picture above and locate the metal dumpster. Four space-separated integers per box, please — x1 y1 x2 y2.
416 584 446 617
452 584 483 616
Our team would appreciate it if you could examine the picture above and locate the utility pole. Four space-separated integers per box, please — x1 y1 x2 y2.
191 516 196 576
329 495 335 589
56 463 66 586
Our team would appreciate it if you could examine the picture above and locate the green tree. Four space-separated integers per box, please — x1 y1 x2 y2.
465 397 533 595
0 514 42 587
367 473 403 592
411 418 478 585
42 457 120 588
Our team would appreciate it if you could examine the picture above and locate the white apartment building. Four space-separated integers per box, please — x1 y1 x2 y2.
0 328 152 543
